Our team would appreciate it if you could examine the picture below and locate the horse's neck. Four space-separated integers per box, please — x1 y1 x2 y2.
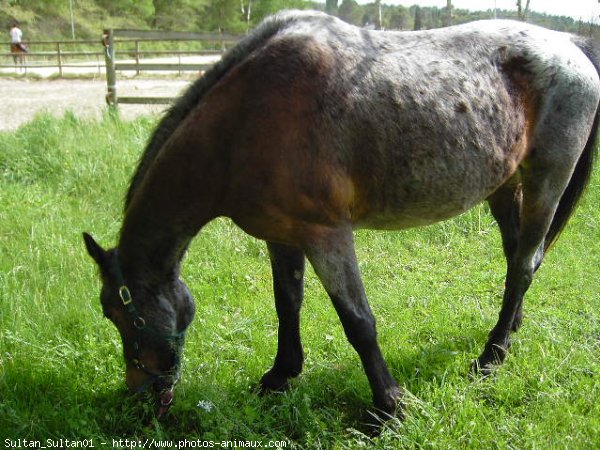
118 100 227 279
117 151 219 280
118 209 190 281
117 173 206 280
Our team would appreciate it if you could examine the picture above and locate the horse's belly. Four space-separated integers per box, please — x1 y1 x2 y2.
349 138 522 230
345 98 526 230
352 187 485 230
353 198 479 230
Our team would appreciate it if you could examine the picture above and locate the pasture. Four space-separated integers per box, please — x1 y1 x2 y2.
0 112 599 448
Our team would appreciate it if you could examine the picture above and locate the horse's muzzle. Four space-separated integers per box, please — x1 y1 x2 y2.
157 388 175 418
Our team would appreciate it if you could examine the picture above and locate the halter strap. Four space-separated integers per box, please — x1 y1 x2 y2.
113 261 188 394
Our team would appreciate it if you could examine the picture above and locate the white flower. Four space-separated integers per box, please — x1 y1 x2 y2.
196 399 215 412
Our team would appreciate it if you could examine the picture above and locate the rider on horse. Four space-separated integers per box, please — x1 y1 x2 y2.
10 22 28 54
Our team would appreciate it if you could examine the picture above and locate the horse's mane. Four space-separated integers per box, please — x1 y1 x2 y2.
124 10 325 209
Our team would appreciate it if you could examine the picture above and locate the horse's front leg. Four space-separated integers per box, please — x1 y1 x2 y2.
259 242 306 392
305 226 402 415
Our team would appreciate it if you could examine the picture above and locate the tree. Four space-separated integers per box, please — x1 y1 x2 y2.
445 0 452 26
388 5 410 30
97 0 153 18
241 0 252 31
152 0 202 30
413 5 422 30
250 0 309 28
338 0 363 26
202 0 245 32
326 0 338 15
517 0 531 21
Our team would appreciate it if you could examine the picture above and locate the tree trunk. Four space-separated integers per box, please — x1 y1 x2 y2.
414 6 422 30
446 0 452 26
326 0 338 15
240 0 252 31
517 0 530 21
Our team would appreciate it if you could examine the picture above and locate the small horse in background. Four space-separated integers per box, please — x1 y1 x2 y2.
83 10 600 418
10 43 27 71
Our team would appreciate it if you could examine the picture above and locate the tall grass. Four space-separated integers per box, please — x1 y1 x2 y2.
0 113 599 448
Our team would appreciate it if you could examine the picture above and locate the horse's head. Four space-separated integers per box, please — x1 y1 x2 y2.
82 233 195 415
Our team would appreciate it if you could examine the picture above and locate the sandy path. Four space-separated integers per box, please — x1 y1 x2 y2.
0 78 194 131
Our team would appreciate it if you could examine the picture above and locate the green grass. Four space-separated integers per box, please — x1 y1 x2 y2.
1 113 599 448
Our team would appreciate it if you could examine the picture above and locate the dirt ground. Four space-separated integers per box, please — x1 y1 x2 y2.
0 78 193 131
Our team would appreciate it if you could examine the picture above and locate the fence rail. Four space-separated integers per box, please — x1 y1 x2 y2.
2 29 240 86
103 29 241 106
1 39 105 76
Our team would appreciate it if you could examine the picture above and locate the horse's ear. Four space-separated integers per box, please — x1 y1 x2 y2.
83 232 108 270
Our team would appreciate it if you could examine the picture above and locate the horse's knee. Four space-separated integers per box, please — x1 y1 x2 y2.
343 315 378 351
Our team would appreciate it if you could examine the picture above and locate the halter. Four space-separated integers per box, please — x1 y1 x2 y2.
113 263 187 412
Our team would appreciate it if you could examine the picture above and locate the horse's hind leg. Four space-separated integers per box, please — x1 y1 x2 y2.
304 227 401 415
487 176 525 332
259 242 306 391
475 103 596 374
475 175 555 374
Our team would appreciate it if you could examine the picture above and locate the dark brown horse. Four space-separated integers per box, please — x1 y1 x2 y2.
84 10 600 417
10 43 26 70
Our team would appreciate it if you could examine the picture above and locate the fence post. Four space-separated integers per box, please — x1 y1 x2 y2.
103 29 117 107
135 40 140 76
56 42 63 77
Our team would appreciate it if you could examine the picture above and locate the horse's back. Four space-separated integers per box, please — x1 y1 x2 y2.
175 13 600 241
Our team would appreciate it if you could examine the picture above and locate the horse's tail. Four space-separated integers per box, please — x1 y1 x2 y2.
125 10 316 208
544 37 600 252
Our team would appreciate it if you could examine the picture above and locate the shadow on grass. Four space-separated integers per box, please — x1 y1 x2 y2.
388 327 489 391
1 326 491 443
0 362 160 439
161 326 491 438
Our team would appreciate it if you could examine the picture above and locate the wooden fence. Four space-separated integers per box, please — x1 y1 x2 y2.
0 39 105 76
103 29 240 106
1 30 240 106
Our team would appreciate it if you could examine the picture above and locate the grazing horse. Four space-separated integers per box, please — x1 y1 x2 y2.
10 43 26 71
83 10 600 417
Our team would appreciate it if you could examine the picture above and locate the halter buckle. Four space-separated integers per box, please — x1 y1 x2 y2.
133 316 146 329
119 285 132 305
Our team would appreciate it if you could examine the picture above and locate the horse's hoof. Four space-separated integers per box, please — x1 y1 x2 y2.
472 340 509 377
373 386 404 417
362 388 405 435
470 359 496 378
257 370 290 394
